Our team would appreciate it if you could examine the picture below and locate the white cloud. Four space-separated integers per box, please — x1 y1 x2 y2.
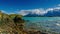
0 10 16 14
19 4 60 16
54 7 60 9
47 7 60 11
19 8 48 16
1 4 60 16
31 9 47 15
57 4 60 7
0 10 9 14
19 10 31 16
46 8 54 12
46 4 60 12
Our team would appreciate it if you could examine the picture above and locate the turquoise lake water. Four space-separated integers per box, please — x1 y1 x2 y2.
23 17 60 33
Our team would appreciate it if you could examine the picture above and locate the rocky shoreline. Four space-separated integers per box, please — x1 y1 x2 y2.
0 12 48 34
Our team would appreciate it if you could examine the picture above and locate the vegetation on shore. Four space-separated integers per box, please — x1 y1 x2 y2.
0 11 48 34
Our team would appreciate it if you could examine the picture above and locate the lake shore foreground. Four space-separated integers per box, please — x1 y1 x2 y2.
0 12 60 34
0 12 48 34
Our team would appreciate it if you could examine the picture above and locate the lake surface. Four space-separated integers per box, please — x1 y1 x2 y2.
23 17 60 33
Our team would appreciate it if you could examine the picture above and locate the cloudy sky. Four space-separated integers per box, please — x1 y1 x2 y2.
0 0 60 15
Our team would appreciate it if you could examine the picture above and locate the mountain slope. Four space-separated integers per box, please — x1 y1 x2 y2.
24 9 60 17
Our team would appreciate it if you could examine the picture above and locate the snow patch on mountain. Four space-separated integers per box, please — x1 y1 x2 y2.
19 5 60 16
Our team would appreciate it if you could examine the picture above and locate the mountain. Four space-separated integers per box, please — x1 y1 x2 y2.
44 9 60 17
24 13 40 17
24 9 60 17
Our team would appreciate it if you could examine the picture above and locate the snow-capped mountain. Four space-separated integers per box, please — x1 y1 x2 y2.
19 7 60 17
44 9 60 17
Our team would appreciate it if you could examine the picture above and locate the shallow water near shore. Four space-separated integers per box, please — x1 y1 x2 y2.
23 17 60 34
